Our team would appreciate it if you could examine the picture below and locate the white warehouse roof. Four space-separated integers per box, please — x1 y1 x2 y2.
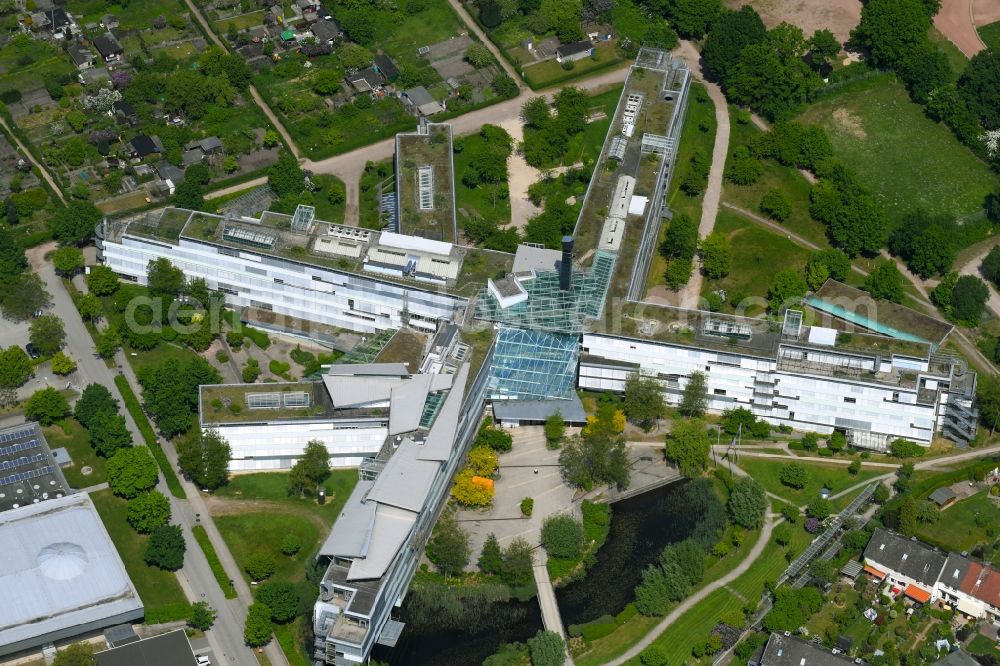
0 493 144 655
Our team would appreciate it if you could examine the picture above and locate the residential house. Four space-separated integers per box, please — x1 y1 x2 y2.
863 528 946 604
67 42 94 70
752 632 861 666
936 552 1000 621
555 40 594 64
112 100 138 126
155 162 185 188
928 487 958 509
93 33 123 64
310 18 341 43
101 14 118 30
401 86 445 116
373 54 399 82
46 8 73 39
181 148 205 167
346 68 383 94
301 42 333 57
128 135 164 160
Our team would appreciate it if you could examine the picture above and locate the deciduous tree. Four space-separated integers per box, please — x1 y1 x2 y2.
727 477 766 529
126 490 171 533
528 630 566 666
623 373 665 430
703 6 767 82
52 246 84 276
665 419 710 477
779 462 810 489
700 232 731 279
864 260 905 303
107 446 158 498
86 264 120 296
425 510 470 576
189 601 217 631
0 345 31 390
145 524 185 570
679 371 708 417
25 387 69 425
50 351 76 375
541 514 584 559
255 581 299 623
177 428 231 490
2 273 50 322
479 533 503 575
146 257 185 298
88 413 132 457
287 439 330 497
246 552 276 581
244 603 273 647
500 537 534 587
29 314 65 356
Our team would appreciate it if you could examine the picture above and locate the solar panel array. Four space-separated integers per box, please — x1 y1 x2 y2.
0 426 36 443
0 452 47 472
0 437 39 458
0 465 55 488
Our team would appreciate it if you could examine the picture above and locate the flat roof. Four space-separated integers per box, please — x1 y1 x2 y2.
113 207 512 299
0 422 71 512
96 629 197 666
200 381 344 426
810 280 953 346
760 632 859 666
492 396 588 424
0 493 144 655
395 123 457 243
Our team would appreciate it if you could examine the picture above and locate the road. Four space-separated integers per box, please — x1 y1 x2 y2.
27 243 279 666
182 0 301 159
672 41 731 309
0 115 65 203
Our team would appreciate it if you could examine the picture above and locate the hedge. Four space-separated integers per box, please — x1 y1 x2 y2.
192 525 238 599
144 601 192 625
114 375 186 499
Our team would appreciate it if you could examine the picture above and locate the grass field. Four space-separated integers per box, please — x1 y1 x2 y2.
737 458 885 507
215 512 320 584
979 21 1000 52
90 489 189 620
797 77 999 228
521 42 626 89
700 209 812 315
645 82 716 293
915 491 997 554
928 27 969 76
722 109 830 248
43 418 105 489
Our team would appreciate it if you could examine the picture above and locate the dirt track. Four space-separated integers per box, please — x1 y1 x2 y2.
935 0 986 57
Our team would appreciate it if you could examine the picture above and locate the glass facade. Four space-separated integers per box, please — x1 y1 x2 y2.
474 250 617 334
486 326 580 400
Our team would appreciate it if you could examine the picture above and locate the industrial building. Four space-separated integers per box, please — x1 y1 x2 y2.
0 422 71 511
0 492 144 657
95 629 199 666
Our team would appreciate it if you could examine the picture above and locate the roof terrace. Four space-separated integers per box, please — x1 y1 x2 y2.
199 382 387 426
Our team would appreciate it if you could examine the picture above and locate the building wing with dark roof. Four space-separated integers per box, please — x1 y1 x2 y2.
556 40 594 62
757 633 860 666
934 651 981 666
346 67 383 92
129 135 160 158
928 487 957 507
864 528 947 588
95 629 197 666
68 43 93 68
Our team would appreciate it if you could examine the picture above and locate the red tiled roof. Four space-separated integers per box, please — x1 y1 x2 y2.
960 561 1000 607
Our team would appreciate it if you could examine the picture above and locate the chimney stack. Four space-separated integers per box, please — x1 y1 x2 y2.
559 236 574 291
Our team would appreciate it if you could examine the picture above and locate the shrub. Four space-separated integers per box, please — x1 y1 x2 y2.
245 551 276 581
541 514 585 559
280 533 302 556
215 350 229 363
760 189 791 221
520 497 534 517
890 438 924 457
779 462 810 489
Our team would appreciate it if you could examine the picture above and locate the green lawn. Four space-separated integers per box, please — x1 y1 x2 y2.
737 458 886 507
645 82 717 293
968 632 999 656
928 27 969 77
978 21 1000 52
522 42 627 89
43 418 106 489
722 109 830 248
700 209 812 315
90 489 189 621
215 470 357 522
214 512 320 584
797 77 999 228
915 491 997 554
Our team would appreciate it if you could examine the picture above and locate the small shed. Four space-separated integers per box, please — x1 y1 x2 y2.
401 86 445 116
555 40 594 64
373 54 399 81
928 487 957 509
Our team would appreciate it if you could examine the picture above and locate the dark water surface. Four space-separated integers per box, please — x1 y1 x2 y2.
379 480 698 664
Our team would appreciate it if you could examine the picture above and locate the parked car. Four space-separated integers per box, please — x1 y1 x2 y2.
196 656 211 666
25 343 40 359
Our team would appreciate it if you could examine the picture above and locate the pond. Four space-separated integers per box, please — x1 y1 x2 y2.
378 479 705 664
